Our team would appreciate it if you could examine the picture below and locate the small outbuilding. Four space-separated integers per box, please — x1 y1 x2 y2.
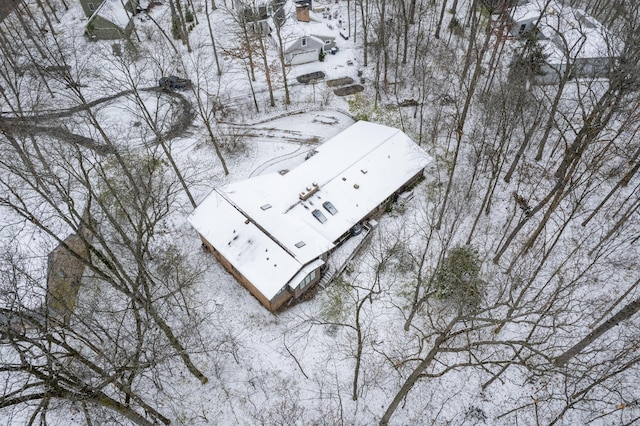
85 0 134 40
189 121 432 312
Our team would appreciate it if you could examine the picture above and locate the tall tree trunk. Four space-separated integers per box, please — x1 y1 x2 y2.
588 194 640 256
380 316 459 425
205 0 222 75
460 0 479 85
434 0 449 39
408 0 416 24
400 0 409 65
274 24 290 105
174 0 192 51
436 16 493 230
581 143 640 226
554 297 640 367
504 108 543 183
379 0 388 84
257 36 275 107
535 77 568 161
241 22 256 81
494 85 626 263
359 0 368 66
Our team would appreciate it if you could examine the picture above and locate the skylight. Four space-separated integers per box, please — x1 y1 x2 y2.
312 209 327 223
323 201 338 215
295 241 306 248
260 204 272 210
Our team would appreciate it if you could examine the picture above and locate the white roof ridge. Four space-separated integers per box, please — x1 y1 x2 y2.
313 125 403 184
215 188 301 261
88 0 131 27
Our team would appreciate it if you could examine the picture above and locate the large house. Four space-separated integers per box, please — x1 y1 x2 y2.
508 0 617 84
189 121 432 312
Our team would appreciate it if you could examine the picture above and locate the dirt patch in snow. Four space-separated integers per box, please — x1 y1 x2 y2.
327 77 354 87
333 85 364 96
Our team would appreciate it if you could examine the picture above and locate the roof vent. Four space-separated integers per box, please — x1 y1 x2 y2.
361 168 368 174
354 183 359 189
260 204 272 210
295 241 306 248
299 183 320 201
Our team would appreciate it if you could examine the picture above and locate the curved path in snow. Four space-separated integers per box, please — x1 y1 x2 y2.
0 87 194 154
240 109 355 177
248 143 306 177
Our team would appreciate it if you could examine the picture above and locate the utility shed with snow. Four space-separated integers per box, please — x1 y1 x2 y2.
85 0 134 40
189 121 432 312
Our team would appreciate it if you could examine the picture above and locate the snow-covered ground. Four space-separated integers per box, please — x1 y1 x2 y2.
1 0 639 425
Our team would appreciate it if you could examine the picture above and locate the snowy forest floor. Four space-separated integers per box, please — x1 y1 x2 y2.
0 0 639 425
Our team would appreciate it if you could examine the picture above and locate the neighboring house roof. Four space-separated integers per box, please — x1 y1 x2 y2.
511 0 617 63
276 2 335 46
510 0 552 24
283 18 335 40
89 0 131 29
189 121 432 301
542 12 616 64
284 34 324 55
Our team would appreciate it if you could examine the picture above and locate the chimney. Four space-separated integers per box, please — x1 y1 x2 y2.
296 3 310 22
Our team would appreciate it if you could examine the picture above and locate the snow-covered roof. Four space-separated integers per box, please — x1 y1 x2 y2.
189 189 308 300
90 0 131 28
189 121 432 301
285 20 334 39
277 1 336 41
511 0 617 63
510 0 557 24
283 123 430 243
284 35 324 54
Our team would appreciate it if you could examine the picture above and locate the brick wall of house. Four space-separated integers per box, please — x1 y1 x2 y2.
200 236 292 312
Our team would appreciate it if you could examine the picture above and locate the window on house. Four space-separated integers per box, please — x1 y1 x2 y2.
312 209 327 223
301 37 307 47
519 24 526 33
299 269 317 289
88 2 95 10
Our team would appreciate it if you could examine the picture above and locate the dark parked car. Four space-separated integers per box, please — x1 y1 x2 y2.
158 75 191 90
